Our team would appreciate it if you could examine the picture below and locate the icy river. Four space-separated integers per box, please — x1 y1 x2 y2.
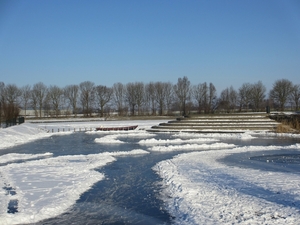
1 121 300 224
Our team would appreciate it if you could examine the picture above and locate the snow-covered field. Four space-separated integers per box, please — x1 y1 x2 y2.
0 120 300 224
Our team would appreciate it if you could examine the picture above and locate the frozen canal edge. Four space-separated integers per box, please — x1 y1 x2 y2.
153 144 300 225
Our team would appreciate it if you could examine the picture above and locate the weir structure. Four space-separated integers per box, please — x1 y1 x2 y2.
148 113 279 133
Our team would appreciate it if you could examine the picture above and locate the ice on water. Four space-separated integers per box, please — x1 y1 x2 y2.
1 121 300 224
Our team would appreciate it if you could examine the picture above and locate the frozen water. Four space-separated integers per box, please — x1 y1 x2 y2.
153 144 300 224
1 120 300 224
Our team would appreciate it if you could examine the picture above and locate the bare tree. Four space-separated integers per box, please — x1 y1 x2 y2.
79 81 95 117
219 86 238 112
1 84 21 122
47 85 63 117
0 82 4 125
145 82 156 115
112 82 126 116
64 84 79 117
250 81 266 112
1 101 20 123
208 82 217 113
125 82 137 116
135 82 145 115
95 85 113 117
154 82 168 116
20 85 31 118
31 82 48 117
4 84 21 105
290 84 300 111
229 86 238 111
269 79 293 111
164 82 174 115
174 76 191 116
193 82 207 114
238 83 252 112
125 82 145 116
30 91 38 117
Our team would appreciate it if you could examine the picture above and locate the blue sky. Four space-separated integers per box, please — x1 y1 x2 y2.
0 0 299 93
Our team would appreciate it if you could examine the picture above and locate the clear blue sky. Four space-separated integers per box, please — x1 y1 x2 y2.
0 0 299 93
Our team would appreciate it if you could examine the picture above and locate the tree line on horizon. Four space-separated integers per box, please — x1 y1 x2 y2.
0 77 299 123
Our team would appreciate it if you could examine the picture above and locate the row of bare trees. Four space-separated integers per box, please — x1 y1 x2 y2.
0 78 299 122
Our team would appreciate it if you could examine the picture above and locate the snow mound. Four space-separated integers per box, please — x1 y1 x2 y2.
0 123 51 150
0 149 149 225
153 145 300 224
139 137 218 145
149 142 236 152
94 134 125 144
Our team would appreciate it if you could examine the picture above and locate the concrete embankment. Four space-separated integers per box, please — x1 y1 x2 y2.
148 113 280 133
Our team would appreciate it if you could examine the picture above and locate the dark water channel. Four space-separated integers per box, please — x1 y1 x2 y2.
1 132 180 225
38 153 176 225
1 132 300 224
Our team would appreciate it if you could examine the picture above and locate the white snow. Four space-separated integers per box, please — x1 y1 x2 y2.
0 123 52 150
0 149 149 224
0 153 53 164
153 144 300 224
1 120 300 224
173 131 257 139
138 137 218 145
95 134 126 144
0 120 163 224
149 143 236 152
93 129 157 144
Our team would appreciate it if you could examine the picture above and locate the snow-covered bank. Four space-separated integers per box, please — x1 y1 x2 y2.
0 123 52 150
1 120 300 224
0 150 149 225
35 119 169 133
0 120 163 224
153 145 300 224
0 120 168 150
